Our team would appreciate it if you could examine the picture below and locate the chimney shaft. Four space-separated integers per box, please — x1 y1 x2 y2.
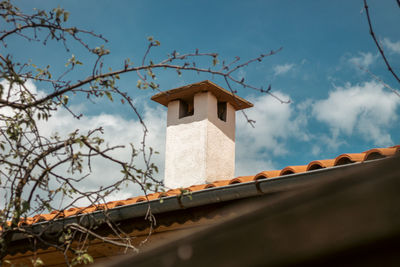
151 81 253 188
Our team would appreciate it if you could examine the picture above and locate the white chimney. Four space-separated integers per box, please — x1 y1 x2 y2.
151 80 253 189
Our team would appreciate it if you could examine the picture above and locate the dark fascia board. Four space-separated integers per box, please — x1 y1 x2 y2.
11 157 393 242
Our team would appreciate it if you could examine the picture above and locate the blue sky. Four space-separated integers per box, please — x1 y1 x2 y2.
3 0 400 197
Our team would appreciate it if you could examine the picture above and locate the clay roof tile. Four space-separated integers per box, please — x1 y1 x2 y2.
135 197 147 203
307 159 336 171
62 207 80 217
209 179 231 187
204 183 216 189
280 165 308 176
229 176 254 184
363 147 398 161
105 201 127 209
334 153 365 166
254 170 281 180
187 184 209 192
166 188 185 195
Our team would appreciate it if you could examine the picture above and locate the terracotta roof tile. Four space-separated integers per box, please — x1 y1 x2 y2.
18 217 35 226
334 153 365 166
125 197 145 204
307 159 336 171
204 184 216 189
94 204 107 210
63 207 81 218
165 188 185 195
14 144 399 225
280 165 308 176
134 196 148 203
229 176 254 184
254 170 281 179
210 179 232 187
132 193 162 203
187 184 209 192
80 205 102 213
363 147 399 161
105 201 128 209
32 215 47 224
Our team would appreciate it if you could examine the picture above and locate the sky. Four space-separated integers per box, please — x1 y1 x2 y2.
2 0 400 200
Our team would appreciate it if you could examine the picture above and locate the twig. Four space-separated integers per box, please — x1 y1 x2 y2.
363 0 400 84
357 64 400 97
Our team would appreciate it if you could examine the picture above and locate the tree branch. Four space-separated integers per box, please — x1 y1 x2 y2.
363 0 400 84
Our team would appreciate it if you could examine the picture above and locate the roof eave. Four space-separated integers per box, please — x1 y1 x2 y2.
11 157 395 243
151 80 253 111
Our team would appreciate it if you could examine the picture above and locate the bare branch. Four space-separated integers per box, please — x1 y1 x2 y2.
363 0 400 84
357 64 400 97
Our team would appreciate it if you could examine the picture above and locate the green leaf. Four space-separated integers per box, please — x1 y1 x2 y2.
55 8 62 19
32 257 44 267
212 57 219 66
81 253 94 264
63 11 69 22
105 91 113 102
21 200 30 213
149 82 158 89
136 80 142 89
63 95 69 105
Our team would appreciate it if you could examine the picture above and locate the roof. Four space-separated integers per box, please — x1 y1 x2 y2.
15 145 400 226
5 145 400 264
151 80 253 110
101 154 400 267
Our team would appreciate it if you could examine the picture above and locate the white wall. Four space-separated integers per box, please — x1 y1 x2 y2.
164 92 235 188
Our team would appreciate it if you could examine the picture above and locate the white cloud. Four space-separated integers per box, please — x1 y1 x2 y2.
311 145 321 156
312 81 400 146
37 103 166 201
235 92 308 175
382 38 400 54
273 63 295 76
348 52 378 68
0 79 46 118
316 130 347 151
0 79 44 100
0 79 167 207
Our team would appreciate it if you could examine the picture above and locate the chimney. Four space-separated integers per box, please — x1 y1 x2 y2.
151 80 253 188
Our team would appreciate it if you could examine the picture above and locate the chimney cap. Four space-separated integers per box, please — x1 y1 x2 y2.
151 80 253 110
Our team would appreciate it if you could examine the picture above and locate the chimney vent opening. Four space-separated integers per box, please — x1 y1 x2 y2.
217 101 227 122
179 98 194 119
